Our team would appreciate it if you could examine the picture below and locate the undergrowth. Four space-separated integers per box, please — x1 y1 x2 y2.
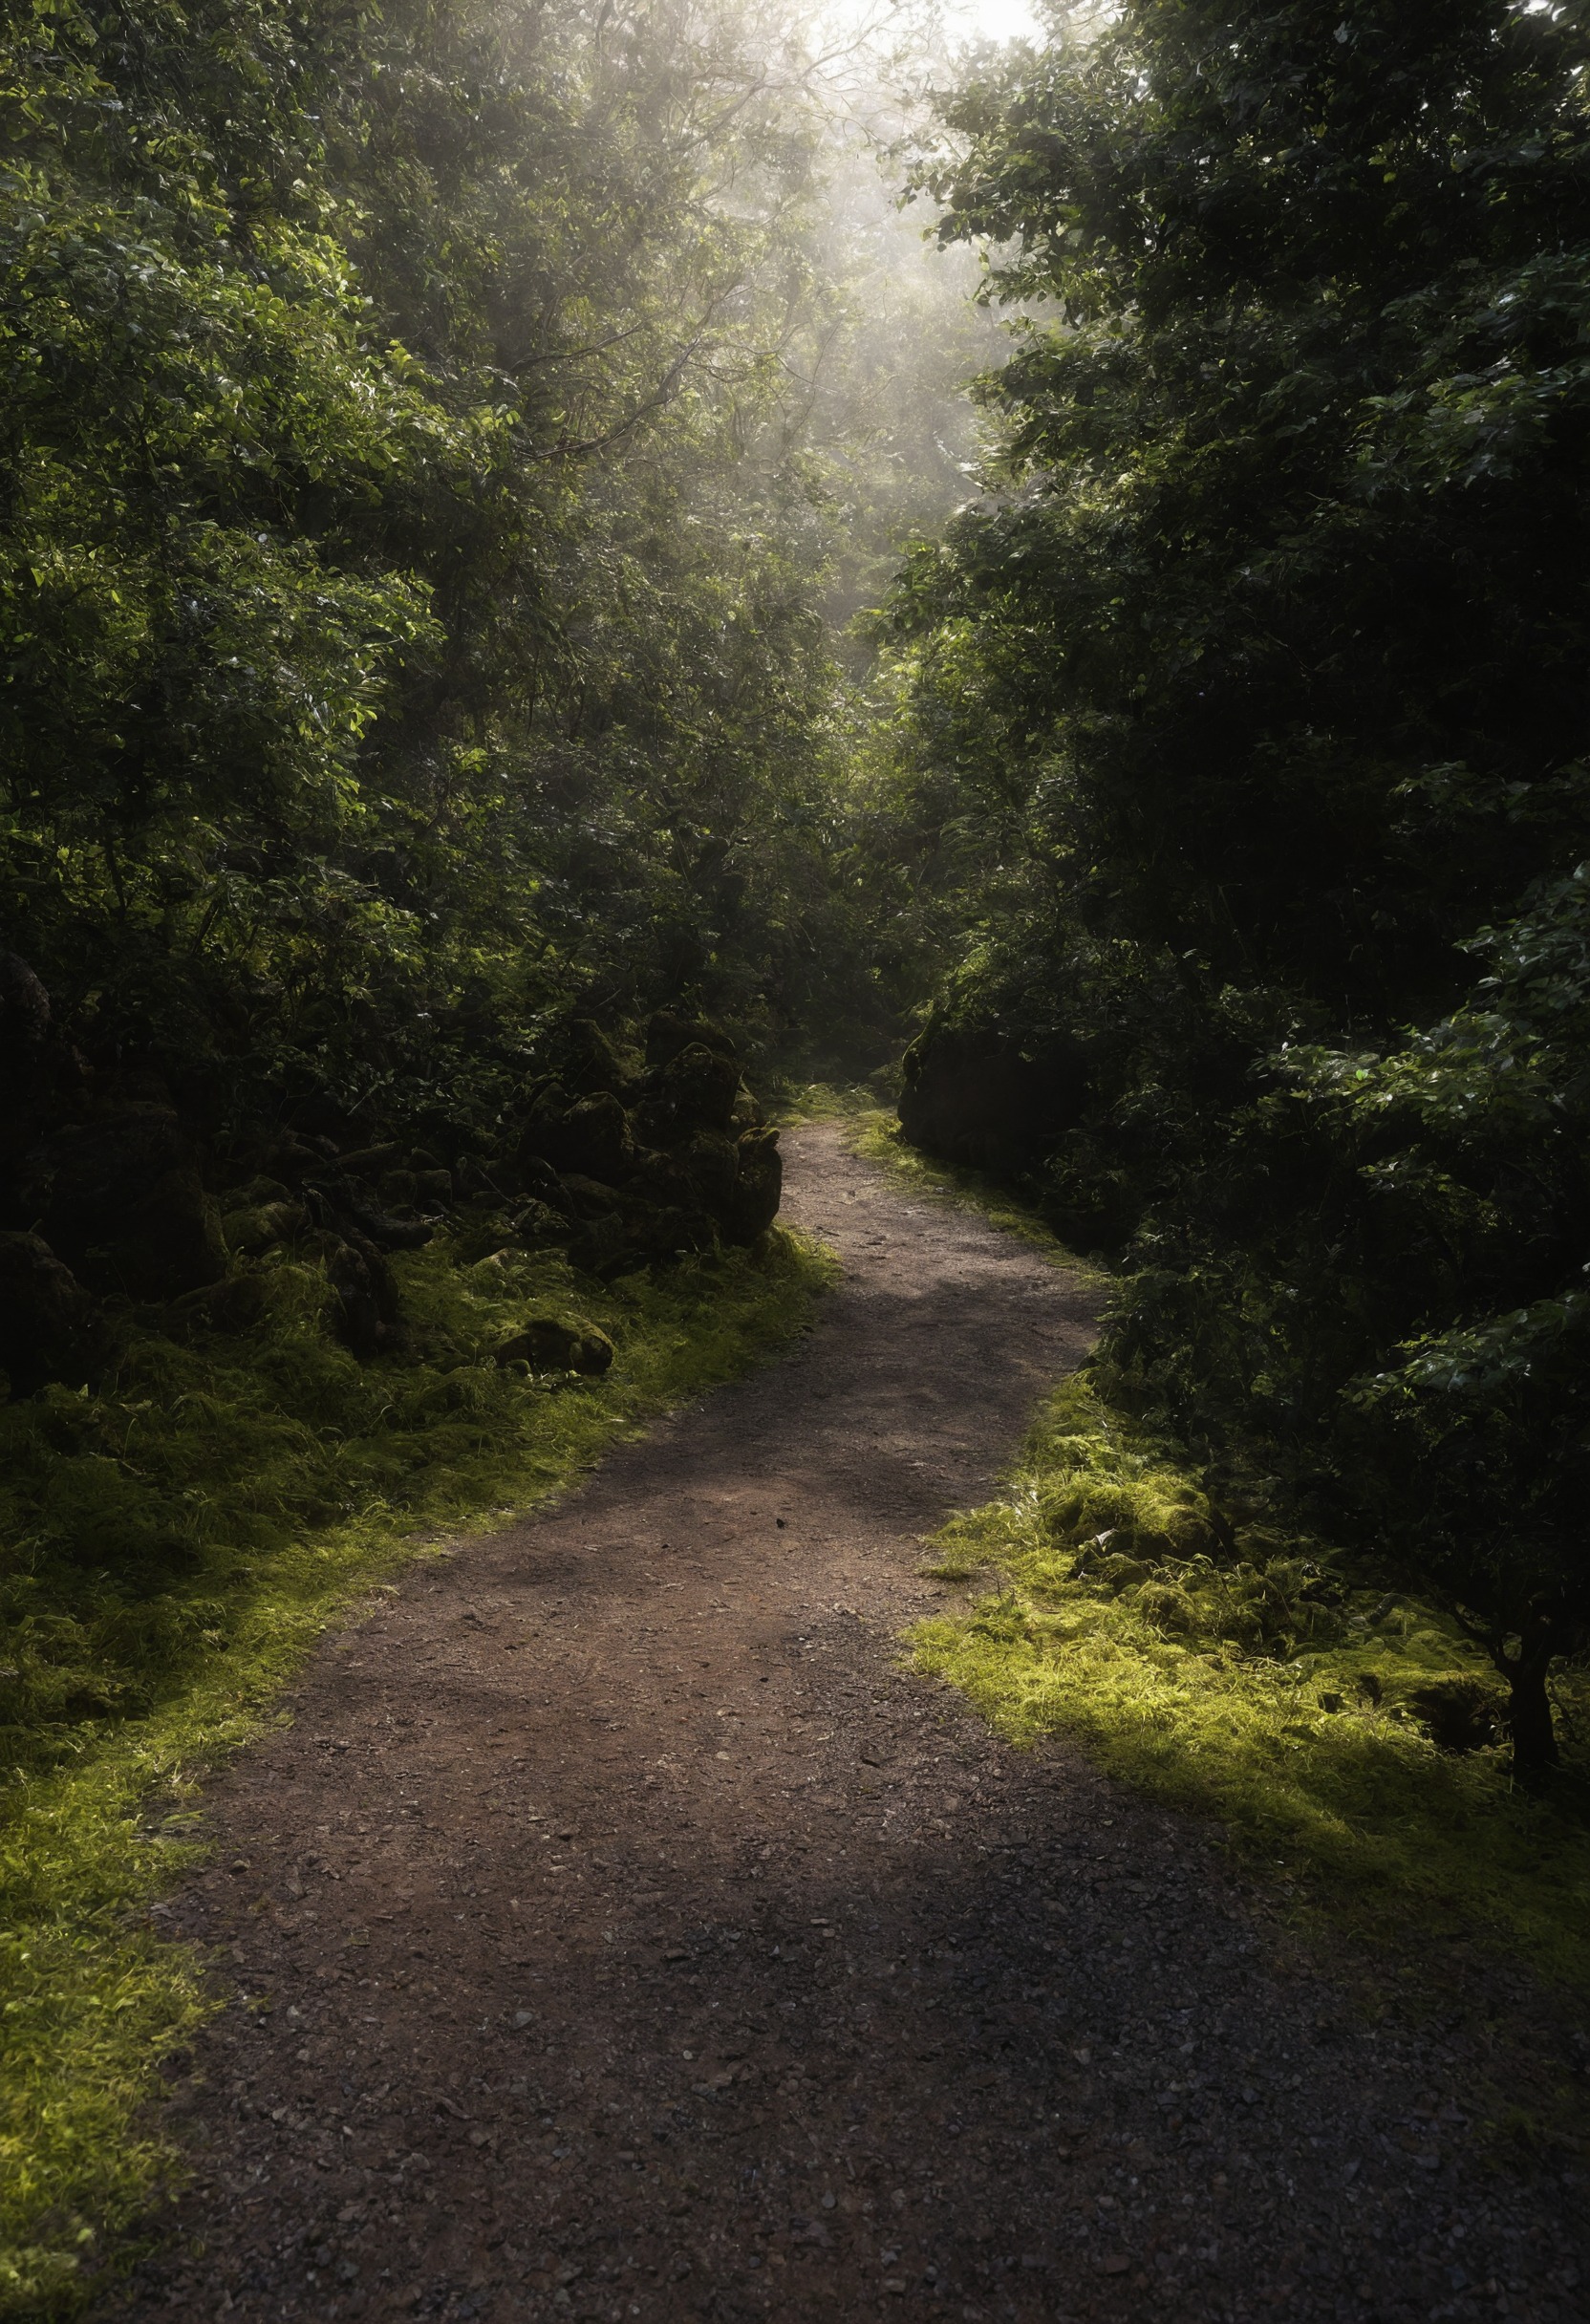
0 1225 835 2316
851 1109 1590 1994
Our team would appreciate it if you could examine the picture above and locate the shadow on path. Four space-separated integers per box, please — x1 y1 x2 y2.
110 1128 1584 2324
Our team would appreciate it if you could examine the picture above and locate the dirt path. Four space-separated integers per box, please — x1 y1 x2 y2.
115 1127 1583 2324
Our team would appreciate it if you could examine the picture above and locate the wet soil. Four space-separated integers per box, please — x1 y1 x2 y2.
112 1127 1585 2324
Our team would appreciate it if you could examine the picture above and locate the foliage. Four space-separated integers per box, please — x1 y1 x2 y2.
0 1221 834 2314
0 0 913 1132
887 0 1590 1756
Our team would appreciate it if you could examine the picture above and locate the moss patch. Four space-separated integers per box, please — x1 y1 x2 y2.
0 1225 835 2314
848 1102 1590 1994
913 1375 1590 1993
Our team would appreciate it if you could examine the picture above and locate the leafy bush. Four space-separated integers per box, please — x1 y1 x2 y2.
887 0 1590 1762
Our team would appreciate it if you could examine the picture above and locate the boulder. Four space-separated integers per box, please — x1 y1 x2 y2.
521 1088 634 1185
494 1316 614 1375
636 1043 741 1144
897 1022 1089 1173
302 1174 434 1251
0 1231 103 1395
510 1197 569 1245
721 1129 784 1245
559 1173 626 1221
569 1214 631 1276
644 1009 737 1069
162 1273 269 1340
24 1106 226 1299
325 1232 402 1359
0 953 51 1058
494 1014 785 1273
336 1142 402 1179
221 1199 307 1255
676 1129 740 1211
556 1018 635 1098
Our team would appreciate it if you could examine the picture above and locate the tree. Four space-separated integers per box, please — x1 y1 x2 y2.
890 0 1590 1767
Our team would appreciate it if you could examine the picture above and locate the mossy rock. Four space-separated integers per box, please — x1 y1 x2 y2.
521 1088 634 1183
222 1199 307 1255
494 1316 614 1376
24 1107 226 1299
0 1231 104 1395
722 1129 783 1245
644 1010 736 1068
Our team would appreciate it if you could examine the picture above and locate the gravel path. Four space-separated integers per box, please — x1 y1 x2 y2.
112 1126 1586 2324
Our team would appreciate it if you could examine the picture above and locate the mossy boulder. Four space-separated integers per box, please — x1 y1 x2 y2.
489 1012 783 1275
722 1128 783 1245
522 1089 634 1184
644 1010 737 1069
323 1233 402 1359
221 1199 307 1255
23 1107 226 1299
494 1316 615 1375
636 1043 741 1143
0 1231 104 1396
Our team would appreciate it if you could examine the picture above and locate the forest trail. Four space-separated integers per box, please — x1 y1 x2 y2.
113 1128 1580 2324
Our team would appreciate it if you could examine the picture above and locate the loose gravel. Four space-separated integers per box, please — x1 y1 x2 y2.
109 1126 1587 2324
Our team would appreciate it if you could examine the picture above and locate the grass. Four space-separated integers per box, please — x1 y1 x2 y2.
0 1222 836 2316
851 1108 1590 1997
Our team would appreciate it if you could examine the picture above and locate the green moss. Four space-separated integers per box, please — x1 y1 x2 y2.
849 1103 1590 1993
913 1373 1590 1991
0 1225 836 2315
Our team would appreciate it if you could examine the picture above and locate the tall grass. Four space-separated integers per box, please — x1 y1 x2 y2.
0 1226 835 2314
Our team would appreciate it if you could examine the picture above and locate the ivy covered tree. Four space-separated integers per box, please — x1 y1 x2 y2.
890 0 1590 1766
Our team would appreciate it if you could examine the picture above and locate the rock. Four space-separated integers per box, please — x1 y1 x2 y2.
522 1090 634 1185
164 1273 269 1340
569 1213 630 1276
231 1173 292 1208
304 1177 433 1252
494 1317 614 1375
23 1106 227 1299
0 1230 103 1395
519 1156 575 1216
222 1199 307 1255
335 1143 402 1179
555 1018 636 1098
637 1044 741 1143
560 1173 626 1221
510 1198 569 1246
622 1198 717 1263
722 1130 783 1245
898 1021 1088 1173
644 1010 737 1069
677 1130 740 1210
0 953 52 1056
325 1233 402 1358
